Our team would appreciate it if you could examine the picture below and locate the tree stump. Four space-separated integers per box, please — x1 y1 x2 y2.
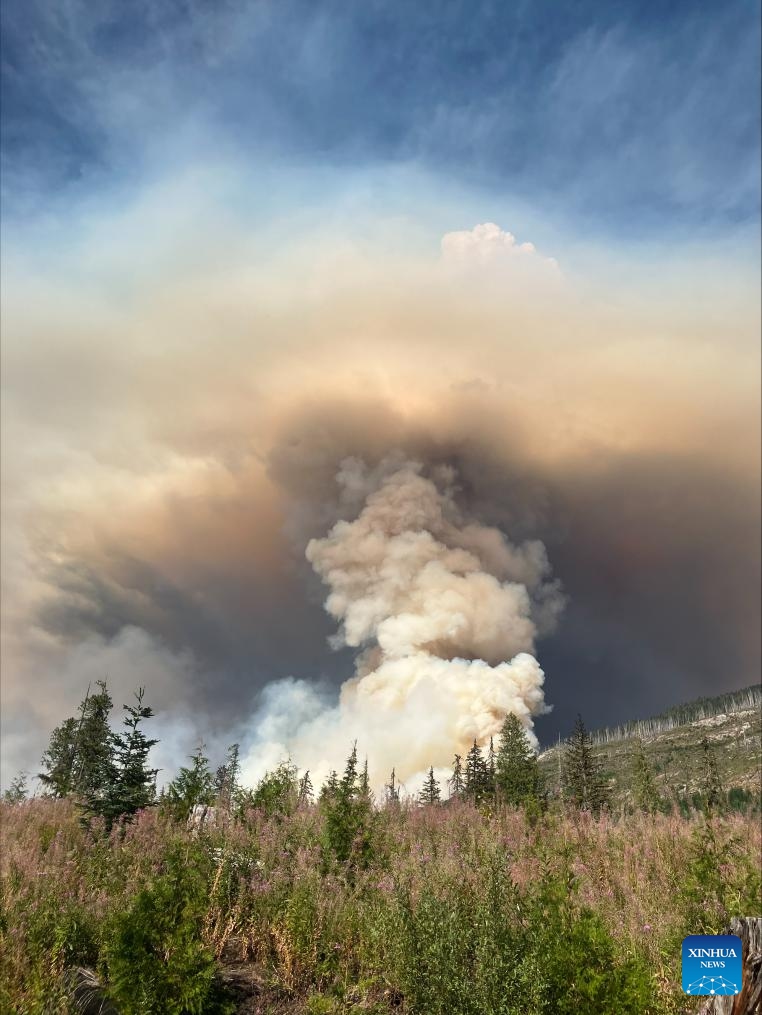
697 918 762 1014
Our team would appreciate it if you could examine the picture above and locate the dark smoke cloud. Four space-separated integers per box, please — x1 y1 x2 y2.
1 207 758 781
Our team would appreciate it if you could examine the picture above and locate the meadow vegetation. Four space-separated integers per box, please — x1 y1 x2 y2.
1 686 760 1014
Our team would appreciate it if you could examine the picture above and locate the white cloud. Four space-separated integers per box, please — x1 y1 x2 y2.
440 222 559 272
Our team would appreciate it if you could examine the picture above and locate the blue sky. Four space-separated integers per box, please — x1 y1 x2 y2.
2 0 760 236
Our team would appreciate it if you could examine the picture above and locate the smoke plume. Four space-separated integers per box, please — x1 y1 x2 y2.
240 456 563 790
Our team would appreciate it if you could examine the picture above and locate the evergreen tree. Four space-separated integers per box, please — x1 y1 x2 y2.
320 769 339 802
699 736 724 816
72 680 117 799
465 740 489 802
38 717 80 797
3 771 29 803
419 767 441 805
448 753 464 799
486 736 497 798
87 688 158 827
495 713 542 807
251 760 299 817
359 758 370 798
322 743 373 865
166 744 216 822
563 715 609 815
632 739 660 814
38 681 116 799
297 770 314 807
385 767 400 806
214 742 240 809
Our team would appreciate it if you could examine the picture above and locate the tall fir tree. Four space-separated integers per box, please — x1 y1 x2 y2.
486 737 497 798
214 742 241 809
72 680 117 799
38 717 81 797
632 739 660 814
359 758 370 798
297 770 314 807
495 713 542 807
419 767 441 805
166 744 216 822
563 715 608 815
449 753 464 799
39 681 116 799
465 740 489 803
385 767 400 806
87 688 158 827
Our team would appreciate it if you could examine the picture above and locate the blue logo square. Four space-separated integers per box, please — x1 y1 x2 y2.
682 935 742 996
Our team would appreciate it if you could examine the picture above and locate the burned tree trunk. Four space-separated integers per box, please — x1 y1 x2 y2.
697 918 762 1015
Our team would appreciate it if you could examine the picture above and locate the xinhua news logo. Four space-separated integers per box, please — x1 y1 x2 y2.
682 934 742 996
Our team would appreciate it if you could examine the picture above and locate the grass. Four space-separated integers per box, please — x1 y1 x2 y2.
1 795 760 1014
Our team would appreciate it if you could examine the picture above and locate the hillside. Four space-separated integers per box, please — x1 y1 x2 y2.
539 684 761 810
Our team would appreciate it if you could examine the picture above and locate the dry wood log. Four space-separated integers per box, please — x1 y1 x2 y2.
696 918 762 1015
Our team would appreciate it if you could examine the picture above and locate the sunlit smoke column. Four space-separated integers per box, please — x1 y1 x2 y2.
303 457 563 783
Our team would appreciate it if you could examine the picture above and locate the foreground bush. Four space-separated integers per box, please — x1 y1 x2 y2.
1 797 759 1014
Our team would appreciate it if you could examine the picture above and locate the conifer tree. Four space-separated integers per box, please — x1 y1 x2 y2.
449 753 464 799
72 680 117 799
465 740 489 802
699 736 724 816
39 681 117 799
38 717 80 797
495 713 542 807
167 744 216 822
419 767 441 805
251 759 299 816
486 736 497 798
359 758 370 798
385 767 400 806
87 688 158 827
214 742 240 808
323 743 373 865
3 771 28 803
298 770 314 807
563 715 608 815
632 739 660 814
320 769 339 802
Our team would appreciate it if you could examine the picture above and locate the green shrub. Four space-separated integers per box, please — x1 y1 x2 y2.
101 843 230 1014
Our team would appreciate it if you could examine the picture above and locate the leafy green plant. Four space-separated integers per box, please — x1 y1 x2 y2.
101 842 230 1014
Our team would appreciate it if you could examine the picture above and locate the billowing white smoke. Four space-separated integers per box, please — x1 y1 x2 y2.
241 457 563 793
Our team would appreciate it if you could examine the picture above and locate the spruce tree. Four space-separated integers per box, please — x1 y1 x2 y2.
320 769 339 802
88 688 158 827
563 715 608 815
419 767 441 805
39 717 80 797
495 713 542 808
632 739 660 814
298 770 314 807
486 736 497 798
465 740 489 802
449 754 464 799
359 758 370 798
214 742 240 809
385 767 400 806
699 736 724 816
72 680 117 799
166 744 216 822
323 743 373 865
39 681 116 799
